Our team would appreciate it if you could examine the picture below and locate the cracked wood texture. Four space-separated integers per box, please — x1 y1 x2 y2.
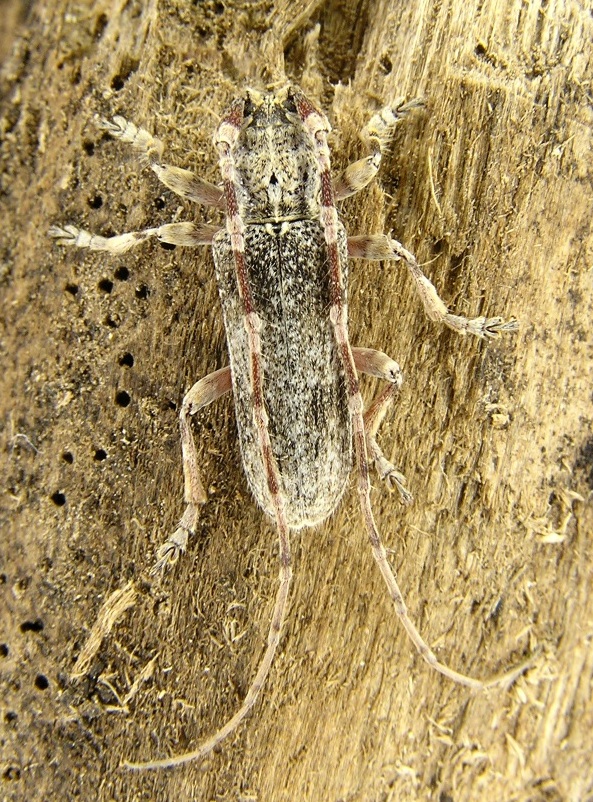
1 1 592 800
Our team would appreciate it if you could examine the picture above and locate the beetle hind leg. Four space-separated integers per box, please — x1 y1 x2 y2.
353 346 412 504
152 366 232 573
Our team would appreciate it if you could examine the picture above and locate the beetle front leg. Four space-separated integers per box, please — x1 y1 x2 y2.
153 366 232 573
100 116 225 207
333 98 424 201
353 347 412 504
348 235 519 338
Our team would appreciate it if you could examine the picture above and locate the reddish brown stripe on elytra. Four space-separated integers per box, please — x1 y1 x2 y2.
234 251 255 314
320 170 334 208
264 450 280 495
250 357 264 408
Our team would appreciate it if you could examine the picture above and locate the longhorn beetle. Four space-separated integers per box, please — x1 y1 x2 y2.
50 85 518 769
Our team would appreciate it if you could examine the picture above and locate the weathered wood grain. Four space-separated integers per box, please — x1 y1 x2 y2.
1 1 591 799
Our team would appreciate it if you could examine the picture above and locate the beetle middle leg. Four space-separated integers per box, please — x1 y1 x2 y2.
49 222 219 255
348 235 518 338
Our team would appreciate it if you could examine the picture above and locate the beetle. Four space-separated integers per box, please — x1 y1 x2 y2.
50 85 518 769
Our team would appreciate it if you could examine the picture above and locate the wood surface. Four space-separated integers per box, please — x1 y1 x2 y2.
1 0 592 800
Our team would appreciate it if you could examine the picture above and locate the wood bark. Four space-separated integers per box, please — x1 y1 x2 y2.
1 1 591 800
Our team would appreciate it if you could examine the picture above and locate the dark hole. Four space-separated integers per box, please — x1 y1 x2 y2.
0 643 9 656
114 266 129 281
62 451 74 464
119 352 134 367
575 437 593 489
214 1 224 12
159 241 176 250
269 173 278 185
475 43 487 57
380 55 393 74
88 194 103 209
5 711 17 722
34 674 49 690
103 316 118 328
98 278 113 293
71 68 81 86
82 140 95 156
135 284 149 299
94 12 108 40
110 58 139 91
3 766 20 781
154 196 166 210
51 491 66 506
115 390 131 407
65 283 79 296
94 449 107 461
20 619 44 633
